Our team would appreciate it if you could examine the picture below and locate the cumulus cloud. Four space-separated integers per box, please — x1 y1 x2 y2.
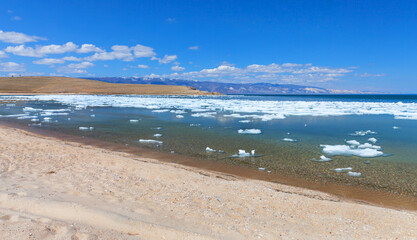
0 62 25 72
85 44 155 62
33 58 65 65
0 30 46 44
133 44 156 58
136 64 149 69
152 54 177 64
57 61 94 74
154 63 353 84
358 73 386 77
62 56 83 61
0 51 8 58
5 42 78 57
188 46 199 50
171 65 185 71
76 44 104 53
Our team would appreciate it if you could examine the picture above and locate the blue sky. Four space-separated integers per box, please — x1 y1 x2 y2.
1 0 416 93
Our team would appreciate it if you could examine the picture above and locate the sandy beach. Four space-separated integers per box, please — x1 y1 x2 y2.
0 125 416 239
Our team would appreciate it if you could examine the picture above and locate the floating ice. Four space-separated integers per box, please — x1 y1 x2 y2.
231 149 256 157
368 138 377 144
205 147 216 152
30 118 39 122
171 110 186 114
258 167 266 171
393 126 400 129
153 134 162 137
129 119 139 123
347 171 362 177
138 139 163 144
23 107 42 112
90 114 95 117
189 123 201 126
282 138 297 142
191 112 216 118
3 95 417 121
176 115 184 118
321 144 384 158
311 155 332 162
152 109 169 113
350 130 377 136
239 120 252 123
79 127 94 130
346 140 360 146
17 115 38 119
357 143 381 150
332 167 353 173
238 129 262 134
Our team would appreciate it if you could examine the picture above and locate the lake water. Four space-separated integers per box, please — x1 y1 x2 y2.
1 94 416 205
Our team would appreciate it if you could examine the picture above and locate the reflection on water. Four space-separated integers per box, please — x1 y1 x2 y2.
1 95 417 203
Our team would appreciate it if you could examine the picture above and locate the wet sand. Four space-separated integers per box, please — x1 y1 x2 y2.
0 125 416 239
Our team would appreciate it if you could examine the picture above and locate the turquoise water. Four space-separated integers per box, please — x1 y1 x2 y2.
1 94 416 198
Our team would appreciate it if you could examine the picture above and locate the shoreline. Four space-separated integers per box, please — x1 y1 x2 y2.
1 120 416 211
1 120 417 211
0 124 416 239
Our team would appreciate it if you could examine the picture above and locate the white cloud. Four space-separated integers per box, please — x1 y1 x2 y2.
5 42 78 57
188 46 199 50
0 62 25 72
359 73 386 77
33 58 65 65
155 63 353 84
0 30 45 44
0 51 8 58
62 56 83 61
153 54 177 64
171 65 185 71
57 61 94 74
136 64 149 69
133 44 156 58
76 44 104 53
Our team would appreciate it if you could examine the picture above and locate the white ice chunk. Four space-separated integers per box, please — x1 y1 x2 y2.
90 114 95 117
282 138 297 142
347 171 362 177
176 115 184 118
239 120 252 123
138 139 163 144
350 130 377 136
153 134 162 137
206 147 216 152
79 127 94 130
368 137 377 144
332 167 353 173
129 119 139 123
346 140 360 146
393 126 400 129
238 129 262 134
152 109 170 113
321 144 384 158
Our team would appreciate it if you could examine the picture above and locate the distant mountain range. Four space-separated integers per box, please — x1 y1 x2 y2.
86 77 366 94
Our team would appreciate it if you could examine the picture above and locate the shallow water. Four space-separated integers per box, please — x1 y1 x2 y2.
1 94 416 202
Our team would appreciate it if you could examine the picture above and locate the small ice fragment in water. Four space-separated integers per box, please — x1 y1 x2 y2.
282 138 297 142
368 138 377 144
239 120 251 123
153 134 162 137
176 115 184 118
130 119 139 123
346 140 360 146
138 139 163 144
190 123 201 126
393 126 400 129
251 150 255 155
350 130 377 136
153 127 162 130
79 127 94 131
238 129 262 134
304 124 307 127
311 155 333 162
206 147 216 152
258 167 265 171
90 114 95 117
347 171 362 177
332 167 353 173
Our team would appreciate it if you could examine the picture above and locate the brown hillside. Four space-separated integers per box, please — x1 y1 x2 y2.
0 76 218 95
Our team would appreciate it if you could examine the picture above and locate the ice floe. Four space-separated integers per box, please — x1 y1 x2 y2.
176 115 184 118
310 155 332 162
282 138 297 142
205 147 216 152
79 127 94 130
368 138 377 144
153 134 162 137
129 119 139 123
238 129 262 134
3 95 417 121
346 140 360 146
321 144 384 158
332 167 353 173
350 130 377 136
347 171 362 177
393 126 400 129
239 120 252 123
231 149 257 158
138 139 163 144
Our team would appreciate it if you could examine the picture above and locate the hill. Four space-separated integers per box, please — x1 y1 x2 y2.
87 77 363 94
0 76 217 95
